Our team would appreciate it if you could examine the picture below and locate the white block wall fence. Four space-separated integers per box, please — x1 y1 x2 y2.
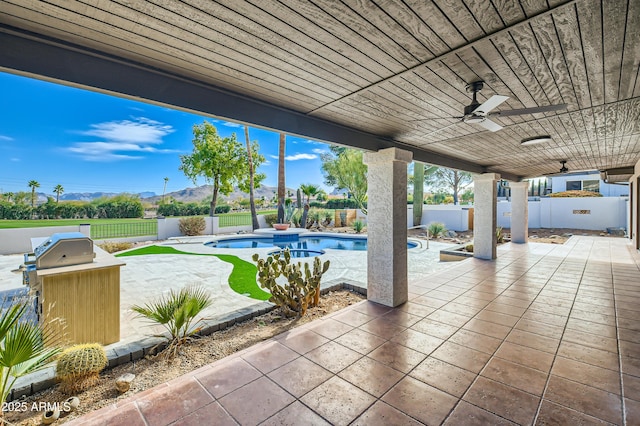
0 199 628 255
497 197 627 231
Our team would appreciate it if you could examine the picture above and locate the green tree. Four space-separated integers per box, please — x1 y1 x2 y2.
4 192 13 203
179 121 247 216
53 184 64 204
28 180 40 208
277 133 286 223
424 168 473 205
321 148 368 214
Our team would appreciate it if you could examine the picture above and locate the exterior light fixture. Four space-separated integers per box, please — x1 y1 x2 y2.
521 135 552 146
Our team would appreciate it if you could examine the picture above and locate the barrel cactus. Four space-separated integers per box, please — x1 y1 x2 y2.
56 343 108 394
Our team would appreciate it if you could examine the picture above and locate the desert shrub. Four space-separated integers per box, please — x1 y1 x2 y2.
264 213 278 227
496 226 505 243
549 190 602 197
179 216 206 236
465 244 474 252
325 199 363 209
131 286 212 357
253 249 330 318
0 300 61 404
56 343 108 394
98 241 133 253
214 204 231 213
352 219 364 233
427 222 446 238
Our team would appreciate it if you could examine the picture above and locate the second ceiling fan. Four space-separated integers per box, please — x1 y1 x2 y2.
431 81 568 133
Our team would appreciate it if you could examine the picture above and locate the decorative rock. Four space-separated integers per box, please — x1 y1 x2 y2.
115 373 136 393
42 408 60 424
63 396 80 413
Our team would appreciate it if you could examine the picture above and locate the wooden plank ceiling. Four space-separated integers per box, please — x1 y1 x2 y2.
1 0 639 180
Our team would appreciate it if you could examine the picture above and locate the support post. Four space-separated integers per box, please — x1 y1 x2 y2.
473 173 500 260
363 147 413 307
510 182 529 243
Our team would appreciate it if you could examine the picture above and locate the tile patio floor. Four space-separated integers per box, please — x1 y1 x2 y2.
67 236 640 425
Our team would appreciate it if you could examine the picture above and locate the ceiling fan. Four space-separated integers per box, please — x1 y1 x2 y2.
559 160 569 173
427 81 568 134
543 160 570 176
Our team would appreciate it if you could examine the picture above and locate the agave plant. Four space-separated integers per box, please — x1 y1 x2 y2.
0 301 61 408
131 286 213 357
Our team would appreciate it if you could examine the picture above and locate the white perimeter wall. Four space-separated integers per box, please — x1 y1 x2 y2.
497 197 627 231
0 225 90 255
407 205 471 232
157 216 256 240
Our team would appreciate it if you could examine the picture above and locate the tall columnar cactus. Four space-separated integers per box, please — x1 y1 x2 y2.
56 343 108 394
252 249 330 317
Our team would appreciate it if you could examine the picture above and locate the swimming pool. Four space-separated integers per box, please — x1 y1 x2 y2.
206 235 419 251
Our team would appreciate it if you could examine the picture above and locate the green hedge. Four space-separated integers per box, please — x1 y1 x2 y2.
157 203 230 216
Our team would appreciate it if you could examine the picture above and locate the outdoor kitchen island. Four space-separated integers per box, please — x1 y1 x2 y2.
24 233 125 346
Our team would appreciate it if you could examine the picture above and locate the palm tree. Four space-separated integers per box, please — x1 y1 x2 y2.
4 192 13 203
28 180 40 208
53 184 64 204
299 183 319 228
162 177 169 204
300 183 320 204
277 133 286 224
244 126 259 230
413 163 424 227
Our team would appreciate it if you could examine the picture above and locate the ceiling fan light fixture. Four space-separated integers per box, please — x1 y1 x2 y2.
521 135 552 146
464 115 486 124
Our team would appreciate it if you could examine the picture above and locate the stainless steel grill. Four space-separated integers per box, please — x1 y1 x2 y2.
22 232 95 287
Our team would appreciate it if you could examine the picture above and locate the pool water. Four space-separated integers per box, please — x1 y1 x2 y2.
207 236 418 251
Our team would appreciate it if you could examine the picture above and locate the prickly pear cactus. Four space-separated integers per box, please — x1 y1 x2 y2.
252 249 330 317
56 343 108 394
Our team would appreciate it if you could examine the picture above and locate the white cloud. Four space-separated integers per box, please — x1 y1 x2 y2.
0 135 14 142
67 117 177 161
286 153 317 161
312 148 327 154
211 119 242 128
269 153 318 161
80 117 174 144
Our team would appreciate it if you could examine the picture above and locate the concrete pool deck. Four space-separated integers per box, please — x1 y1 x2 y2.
0 234 457 349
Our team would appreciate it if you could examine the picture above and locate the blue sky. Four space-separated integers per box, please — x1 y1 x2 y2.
0 72 333 197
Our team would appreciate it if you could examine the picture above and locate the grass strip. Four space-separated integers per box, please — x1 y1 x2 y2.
116 245 270 300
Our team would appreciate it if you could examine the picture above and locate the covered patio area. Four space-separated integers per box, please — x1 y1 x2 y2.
67 236 640 425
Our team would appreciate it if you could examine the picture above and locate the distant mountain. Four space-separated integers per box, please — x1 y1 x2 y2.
34 191 157 202
143 185 296 204
30 184 305 205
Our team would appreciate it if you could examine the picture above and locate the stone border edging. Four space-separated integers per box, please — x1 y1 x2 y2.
9 281 366 401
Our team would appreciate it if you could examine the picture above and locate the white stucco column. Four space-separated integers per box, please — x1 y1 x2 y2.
363 147 413 307
473 173 500 260
510 182 528 243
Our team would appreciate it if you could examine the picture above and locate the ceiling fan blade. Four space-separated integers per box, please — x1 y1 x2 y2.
492 103 568 117
476 118 503 132
472 95 509 115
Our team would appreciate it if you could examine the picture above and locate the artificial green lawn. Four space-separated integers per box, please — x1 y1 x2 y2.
116 245 271 300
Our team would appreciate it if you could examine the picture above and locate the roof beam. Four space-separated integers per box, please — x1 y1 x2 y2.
0 26 520 181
